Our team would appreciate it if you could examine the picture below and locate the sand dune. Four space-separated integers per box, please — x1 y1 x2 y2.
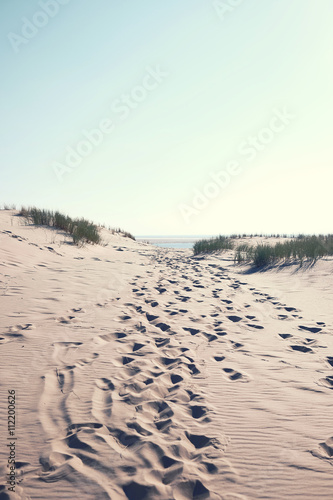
1 211 333 499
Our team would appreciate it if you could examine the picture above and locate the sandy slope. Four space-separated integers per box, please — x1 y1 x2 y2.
0 211 332 500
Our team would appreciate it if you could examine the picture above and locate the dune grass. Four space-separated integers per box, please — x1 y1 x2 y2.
193 236 234 255
1 204 16 210
249 236 333 267
194 234 333 267
109 227 136 240
19 207 101 245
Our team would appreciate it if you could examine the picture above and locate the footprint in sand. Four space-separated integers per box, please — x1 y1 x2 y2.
160 456 184 485
126 420 152 437
227 315 242 323
122 356 135 365
299 325 322 334
53 341 83 348
170 374 183 385
185 431 218 450
214 329 227 336
122 482 160 500
185 362 201 376
10 323 35 332
1 323 35 343
312 436 333 462
318 376 333 389
92 378 115 423
222 367 250 382
183 327 200 336
132 342 146 352
279 333 293 339
229 341 243 349
202 333 218 342
137 401 174 420
96 332 127 345
155 322 171 332
146 313 159 322
326 356 333 367
290 345 313 353
56 316 78 324
155 337 171 348
247 323 264 330
179 296 191 302
173 479 212 500
189 405 209 420
159 356 181 369
117 314 132 321
71 307 86 313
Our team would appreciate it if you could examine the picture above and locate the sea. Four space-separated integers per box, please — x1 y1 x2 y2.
135 235 216 249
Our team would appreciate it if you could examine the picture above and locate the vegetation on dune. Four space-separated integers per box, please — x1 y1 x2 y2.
1 205 136 243
1 204 16 210
108 227 136 240
193 236 234 255
234 243 253 264
235 236 333 266
230 233 291 239
19 207 101 245
194 234 333 267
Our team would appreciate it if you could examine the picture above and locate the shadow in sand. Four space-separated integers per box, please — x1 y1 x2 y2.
240 258 319 275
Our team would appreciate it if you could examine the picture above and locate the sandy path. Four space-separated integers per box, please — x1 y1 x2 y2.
0 212 333 499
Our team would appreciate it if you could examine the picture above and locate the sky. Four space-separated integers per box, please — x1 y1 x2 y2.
1 0 332 236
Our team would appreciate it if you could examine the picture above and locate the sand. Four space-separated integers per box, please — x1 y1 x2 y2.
0 210 332 499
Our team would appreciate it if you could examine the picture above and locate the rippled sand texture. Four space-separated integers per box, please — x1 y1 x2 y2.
1 211 333 499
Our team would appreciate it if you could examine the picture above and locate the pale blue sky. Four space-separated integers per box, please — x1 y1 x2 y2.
1 0 332 235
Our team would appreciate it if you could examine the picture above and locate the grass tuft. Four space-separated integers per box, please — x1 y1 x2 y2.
193 236 234 255
236 236 333 266
1 204 16 210
250 236 333 267
18 207 101 245
107 226 136 240
194 234 333 267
